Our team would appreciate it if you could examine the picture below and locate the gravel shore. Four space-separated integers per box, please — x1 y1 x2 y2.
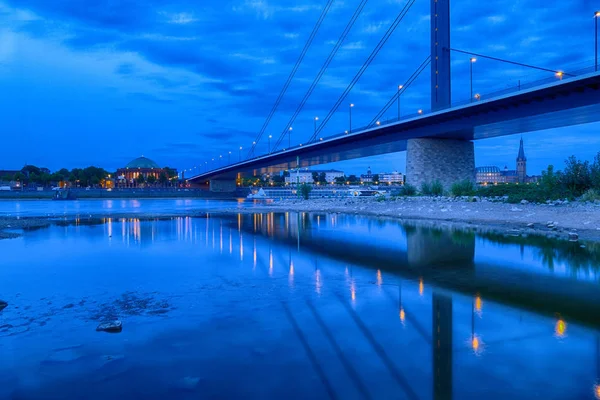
2 197 600 242
217 197 600 242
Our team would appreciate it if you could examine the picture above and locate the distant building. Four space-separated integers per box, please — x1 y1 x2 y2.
379 171 404 184
360 167 374 183
476 138 536 185
284 169 344 184
116 156 174 187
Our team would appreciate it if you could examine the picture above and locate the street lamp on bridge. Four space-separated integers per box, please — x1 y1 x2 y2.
397 85 403 119
228 151 231 164
268 135 272 153
239 146 242 162
349 103 355 133
314 117 319 137
470 57 476 102
595 11 600 71
288 127 293 149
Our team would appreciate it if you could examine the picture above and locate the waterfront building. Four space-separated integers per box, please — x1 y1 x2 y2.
476 138 535 185
360 167 374 183
379 171 404 184
284 169 344 185
116 156 174 187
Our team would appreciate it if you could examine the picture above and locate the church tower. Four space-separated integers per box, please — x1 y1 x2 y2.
516 137 527 183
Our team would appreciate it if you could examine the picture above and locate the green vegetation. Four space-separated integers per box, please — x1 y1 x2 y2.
299 183 312 200
476 153 600 203
421 180 444 196
450 179 475 197
581 189 600 202
400 184 417 196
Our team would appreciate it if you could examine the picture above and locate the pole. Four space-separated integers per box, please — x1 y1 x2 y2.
397 87 401 119
288 128 291 149
239 148 241 162
470 60 473 102
594 11 600 72
349 104 353 133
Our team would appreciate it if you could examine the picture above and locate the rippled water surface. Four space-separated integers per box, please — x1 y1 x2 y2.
1 210 599 399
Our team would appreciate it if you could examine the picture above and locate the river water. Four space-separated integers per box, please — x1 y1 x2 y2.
0 201 599 399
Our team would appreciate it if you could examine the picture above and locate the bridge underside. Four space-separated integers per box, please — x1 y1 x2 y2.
190 73 600 185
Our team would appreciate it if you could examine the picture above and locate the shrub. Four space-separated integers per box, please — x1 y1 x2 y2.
430 180 444 196
581 189 600 202
420 182 432 195
376 195 386 202
299 183 312 200
421 180 443 196
561 156 591 196
402 184 416 196
451 179 475 197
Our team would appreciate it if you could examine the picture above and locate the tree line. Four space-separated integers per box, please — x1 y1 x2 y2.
1 165 178 188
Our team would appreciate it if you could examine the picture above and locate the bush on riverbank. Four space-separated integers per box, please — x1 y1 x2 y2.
299 183 312 200
451 180 475 197
421 180 444 196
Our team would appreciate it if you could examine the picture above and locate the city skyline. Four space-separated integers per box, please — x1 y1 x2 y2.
1 1 599 174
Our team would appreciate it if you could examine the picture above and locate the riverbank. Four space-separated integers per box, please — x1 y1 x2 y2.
1 197 600 242
0 189 242 200
217 197 600 242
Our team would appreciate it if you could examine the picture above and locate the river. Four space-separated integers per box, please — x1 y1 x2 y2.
0 201 599 399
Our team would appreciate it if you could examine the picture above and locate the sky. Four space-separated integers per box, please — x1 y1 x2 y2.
0 0 599 176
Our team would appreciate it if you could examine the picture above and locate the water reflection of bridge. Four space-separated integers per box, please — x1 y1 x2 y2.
236 212 600 328
96 214 600 399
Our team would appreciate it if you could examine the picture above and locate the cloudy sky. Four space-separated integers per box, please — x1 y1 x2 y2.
0 0 598 175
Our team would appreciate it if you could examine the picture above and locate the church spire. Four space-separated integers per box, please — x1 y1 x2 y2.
517 137 526 161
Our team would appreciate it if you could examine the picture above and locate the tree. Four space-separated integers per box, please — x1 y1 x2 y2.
158 172 168 186
163 167 178 179
348 174 359 183
272 175 285 185
334 176 346 185
147 175 157 185
373 174 380 184
561 156 591 196
300 183 312 200
137 174 146 186
318 172 327 184
591 152 600 189
283 170 290 178
312 172 319 184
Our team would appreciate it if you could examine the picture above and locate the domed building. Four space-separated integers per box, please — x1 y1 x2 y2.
116 156 176 187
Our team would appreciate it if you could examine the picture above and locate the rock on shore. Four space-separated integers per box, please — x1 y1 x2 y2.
96 320 122 333
0 300 7 312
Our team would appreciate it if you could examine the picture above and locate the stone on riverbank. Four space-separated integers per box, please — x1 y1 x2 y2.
96 320 122 333
0 300 7 312
568 232 579 241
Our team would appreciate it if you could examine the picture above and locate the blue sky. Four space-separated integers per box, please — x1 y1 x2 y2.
0 0 599 175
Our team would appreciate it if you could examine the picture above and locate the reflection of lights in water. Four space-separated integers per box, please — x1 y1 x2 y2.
594 384 600 399
253 239 257 269
466 334 484 355
229 230 233 254
289 262 294 286
238 214 241 232
377 270 383 287
239 234 244 261
315 269 322 295
555 319 567 338
475 295 483 316
219 225 223 253
399 308 405 324
269 250 273 277
419 278 424 296
107 218 112 238
350 280 356 302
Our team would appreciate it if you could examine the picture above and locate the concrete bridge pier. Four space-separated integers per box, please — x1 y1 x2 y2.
406 138 475 191
209 179 237 193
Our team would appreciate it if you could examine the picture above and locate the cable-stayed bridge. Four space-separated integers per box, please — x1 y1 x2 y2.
188 0 600 191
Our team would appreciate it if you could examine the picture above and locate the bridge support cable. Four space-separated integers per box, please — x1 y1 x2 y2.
271 0 370 152
308 0 417 143
368 55 431 127
247 0 336 158
447 48 575 77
